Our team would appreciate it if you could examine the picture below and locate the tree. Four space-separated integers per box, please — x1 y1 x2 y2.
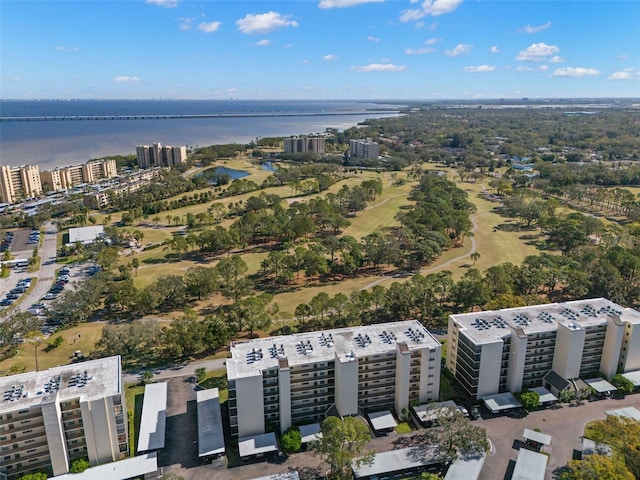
428 409 489 462
69 458 90 473
611 374 635 395
17 473 48 480
518 390 540 411
470 251 480 265
559 455 634 480
312 416 374 480
23 330 45 372
281 427 303 455
195 367 206 383
131 257 139 276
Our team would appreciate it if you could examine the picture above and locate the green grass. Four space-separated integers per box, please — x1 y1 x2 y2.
125 383 145 456
395 422 413 434
198 368 229 401
0 322 105 375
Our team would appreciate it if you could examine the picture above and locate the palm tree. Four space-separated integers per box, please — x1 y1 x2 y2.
470 251 481 265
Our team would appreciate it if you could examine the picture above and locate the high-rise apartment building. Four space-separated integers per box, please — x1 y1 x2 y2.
0 165 43 204
350 139 380 159
446 298 640 399
226 321 441 438
283 136 325 155
40 160 118 193
0 356 128 479
136 143 186 169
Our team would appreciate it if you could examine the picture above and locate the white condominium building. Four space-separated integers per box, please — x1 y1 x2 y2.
0 165 43 204
283 136 325 155
226 321 441 437
0 356 128 480
40 159 118 192
350 139 380 159
446 298 640 399
136 143 186 169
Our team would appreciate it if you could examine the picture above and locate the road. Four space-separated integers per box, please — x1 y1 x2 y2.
0 222 58 315
16 221 59 312
122 357 228 384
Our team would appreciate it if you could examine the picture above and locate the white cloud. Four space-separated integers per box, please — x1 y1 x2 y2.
255 39 271 46
236 11 298 34
179 17 194 30
553 67 601 77
516 65 549 72
405 47 435 55
490 46 501 53
54 46 79 52
444 43 471 57
284 43 293 48
617 54 629 60
521 21 552 34
609 69 640 80
145 0 178 7
113 76 141 84
198 21 221 33
548 56 565 63
323 54 339 61
352 63 407 72
400 0 463 22
425 37 440 45
368 35 380 42
319 0 383 7
463 65 496 72
302 59 310 64
516 42 560 62
0 76 22 81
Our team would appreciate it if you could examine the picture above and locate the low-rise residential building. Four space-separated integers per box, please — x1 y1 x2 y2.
446 298 640 399
0 356 128 479
83 168 162 209
226 321 441 437
283 136 325 155
0 165 43 204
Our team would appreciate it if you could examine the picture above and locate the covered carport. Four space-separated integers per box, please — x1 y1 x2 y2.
621 371 640 389
238 432 278 458
196 388 225 460
584 377 617 398
522 428 551 451
529 386 558 406
481 392 522 414
137 382 167 454
367 410 398 435
511 448 548 480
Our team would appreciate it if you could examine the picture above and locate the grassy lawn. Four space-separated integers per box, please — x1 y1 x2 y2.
395 422 413 434
0 322 105 375
124 383 145 456
198 368 228 401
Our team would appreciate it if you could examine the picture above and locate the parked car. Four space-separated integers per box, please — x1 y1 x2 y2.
470 406 481 420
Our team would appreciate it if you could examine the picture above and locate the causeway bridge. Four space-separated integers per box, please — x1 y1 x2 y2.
0 110 398 122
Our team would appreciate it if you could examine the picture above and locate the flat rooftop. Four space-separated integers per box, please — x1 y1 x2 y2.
137 382 167 452
238 432 278 457
1 356 122 413
197 388 225 457
450 298 640 345
228 320 439 379
53 452 157 480
68 225 105 244
353 445 441 479
511 448 548 480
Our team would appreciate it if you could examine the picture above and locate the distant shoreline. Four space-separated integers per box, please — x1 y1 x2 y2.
1 99 403 170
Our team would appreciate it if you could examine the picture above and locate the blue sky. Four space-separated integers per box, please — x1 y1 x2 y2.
1 0 639 99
